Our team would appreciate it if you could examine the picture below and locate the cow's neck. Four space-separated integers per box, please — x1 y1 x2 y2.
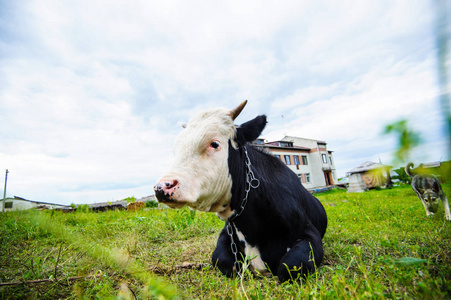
220 145 261 277
222 145 259 220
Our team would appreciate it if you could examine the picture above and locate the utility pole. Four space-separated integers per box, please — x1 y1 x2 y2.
2 169 8 212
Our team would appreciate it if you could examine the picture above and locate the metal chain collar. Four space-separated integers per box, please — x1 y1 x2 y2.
226 145 260 277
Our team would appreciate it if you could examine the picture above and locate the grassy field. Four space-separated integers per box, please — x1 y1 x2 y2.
1 185 450 299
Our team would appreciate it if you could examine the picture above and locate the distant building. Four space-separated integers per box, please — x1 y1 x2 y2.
409 161 447 181
138 195 157 203
86 200 127 211
1 196 70 211
86 195 157 212
1 194 158 212
347 161 392 192
253 136 337 190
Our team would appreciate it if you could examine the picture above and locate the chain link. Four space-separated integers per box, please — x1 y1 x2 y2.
226 221 241 276
229 146 259 221
226 145 259 278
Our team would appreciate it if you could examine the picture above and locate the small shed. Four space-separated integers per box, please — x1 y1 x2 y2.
347 161 392 193
347 173 368 193
87 200 127 212
1 196 70 211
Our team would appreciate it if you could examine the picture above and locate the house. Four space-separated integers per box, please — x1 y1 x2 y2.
82 195 157 212
253 136 337 190
2 194 158 213
138 195 157 203
346 161 392 192
85 200 127 212
409 161 448 182
1 196 70 212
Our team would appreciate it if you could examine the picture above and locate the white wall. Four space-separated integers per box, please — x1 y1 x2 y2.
3 199 34 211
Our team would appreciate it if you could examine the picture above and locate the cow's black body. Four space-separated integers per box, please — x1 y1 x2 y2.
212 115 327 282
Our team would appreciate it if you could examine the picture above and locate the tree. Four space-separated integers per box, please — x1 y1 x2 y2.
391 167 411 184
384 120 421 164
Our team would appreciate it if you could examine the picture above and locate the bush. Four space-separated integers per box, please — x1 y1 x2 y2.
145 200 159 208
122 196 137 203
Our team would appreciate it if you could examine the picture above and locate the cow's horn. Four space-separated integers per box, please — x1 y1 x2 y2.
229 100 247 120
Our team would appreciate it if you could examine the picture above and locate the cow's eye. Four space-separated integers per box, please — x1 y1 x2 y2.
210 141 220 150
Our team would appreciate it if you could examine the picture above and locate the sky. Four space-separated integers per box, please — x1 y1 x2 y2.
1 0 450 205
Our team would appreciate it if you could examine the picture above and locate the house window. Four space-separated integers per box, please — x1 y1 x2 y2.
5 202 12 209
278 142 293 147
305 173 311 183
284 155 291 165
302 155 308 165
274 155 281 160
329 156 333 165
322 154 327 164
293 155 300 165
297 173 303 182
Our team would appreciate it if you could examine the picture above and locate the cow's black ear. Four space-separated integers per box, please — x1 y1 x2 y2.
236 115 267 144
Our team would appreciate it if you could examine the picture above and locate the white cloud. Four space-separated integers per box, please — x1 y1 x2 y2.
265 55 444 176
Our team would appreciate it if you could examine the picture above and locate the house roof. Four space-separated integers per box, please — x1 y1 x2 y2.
6 196 70 207
421 161 441 168
255 136 333 153
282 135 327 145
260 142 311 151
347 161 391 174
86 195 155 209
87 200 127 208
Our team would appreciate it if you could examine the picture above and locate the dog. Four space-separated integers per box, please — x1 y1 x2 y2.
405 163 450 221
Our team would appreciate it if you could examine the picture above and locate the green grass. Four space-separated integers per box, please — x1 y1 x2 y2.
1 185 450 299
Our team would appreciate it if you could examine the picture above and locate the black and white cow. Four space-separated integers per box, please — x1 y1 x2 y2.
154 101 327 282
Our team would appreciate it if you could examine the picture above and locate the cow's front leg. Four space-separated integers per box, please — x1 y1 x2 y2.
212 227 241 277
277 232 324 282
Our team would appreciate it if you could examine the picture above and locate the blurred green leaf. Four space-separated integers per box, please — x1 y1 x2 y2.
391 257 427 266
384 120 421 164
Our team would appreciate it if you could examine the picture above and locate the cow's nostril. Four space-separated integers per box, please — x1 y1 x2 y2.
154 180 179 192
154 180 179 203
154 183 163 191
164 180 179 189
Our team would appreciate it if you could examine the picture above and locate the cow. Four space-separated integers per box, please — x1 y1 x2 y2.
154 101 327 282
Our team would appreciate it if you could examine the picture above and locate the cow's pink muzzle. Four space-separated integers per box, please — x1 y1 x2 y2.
154 179 180 203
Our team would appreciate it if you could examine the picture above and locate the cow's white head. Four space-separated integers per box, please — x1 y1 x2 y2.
154 101 248 212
